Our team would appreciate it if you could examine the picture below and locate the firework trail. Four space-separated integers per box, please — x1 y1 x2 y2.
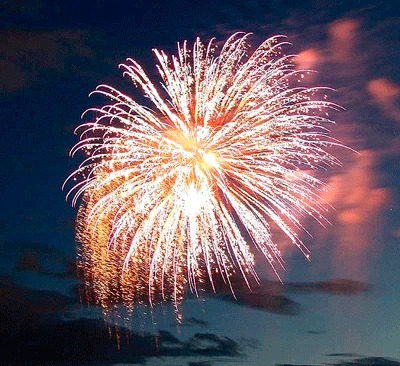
65 33 341 317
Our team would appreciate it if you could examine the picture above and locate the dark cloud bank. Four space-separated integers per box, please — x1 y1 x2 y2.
0 278 241 365
0 242 242 365
0 241 383 365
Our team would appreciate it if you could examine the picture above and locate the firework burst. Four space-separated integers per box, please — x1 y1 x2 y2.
65 33 341 316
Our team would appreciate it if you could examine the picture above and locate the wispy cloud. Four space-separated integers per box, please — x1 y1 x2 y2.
295 48 321 71
321 150 391 279
328 19 359 63
367 78 400 122
218 291 301 316
285 279 372 295
276 356 400 366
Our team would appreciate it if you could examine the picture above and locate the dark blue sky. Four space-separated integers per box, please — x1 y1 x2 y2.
0 1 399 365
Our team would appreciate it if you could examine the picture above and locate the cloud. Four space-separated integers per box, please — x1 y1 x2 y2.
188 361 212 366
321 150 391 279
1 316 241 365
198 275 300 316
180 317 209 328
276 356 400 366
219 291 301 316
344 358 400 366
367 78 400 121
0 60 26 91
284 279 372 295
328 19 359 63
306 330 326 335
295 48 321 71
204 277 370 316
7 241 77 279
0 277 75 316
15 249 76 278
0 277 75 344
0 271 242 365
0 30 95 92
16 251 41 272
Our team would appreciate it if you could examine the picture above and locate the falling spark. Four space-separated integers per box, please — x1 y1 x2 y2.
64 33 342 316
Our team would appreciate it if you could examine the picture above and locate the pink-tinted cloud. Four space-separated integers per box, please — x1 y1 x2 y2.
328 19 359 63
367 78 400 121
322 150 390 280
295 48 321 71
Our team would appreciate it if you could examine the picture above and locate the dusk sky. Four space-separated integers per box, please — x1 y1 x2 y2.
1 1 399 365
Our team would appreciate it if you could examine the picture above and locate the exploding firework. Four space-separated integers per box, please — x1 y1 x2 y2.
65 33 341 316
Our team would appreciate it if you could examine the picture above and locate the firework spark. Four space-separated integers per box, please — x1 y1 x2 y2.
65 33 341 316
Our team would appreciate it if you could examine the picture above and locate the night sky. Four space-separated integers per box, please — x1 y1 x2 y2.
1 1 399 365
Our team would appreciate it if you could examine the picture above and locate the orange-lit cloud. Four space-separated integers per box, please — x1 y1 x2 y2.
367 78 400 121
328 19 359 63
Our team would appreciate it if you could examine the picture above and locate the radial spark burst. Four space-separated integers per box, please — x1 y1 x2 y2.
65 33 341 315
